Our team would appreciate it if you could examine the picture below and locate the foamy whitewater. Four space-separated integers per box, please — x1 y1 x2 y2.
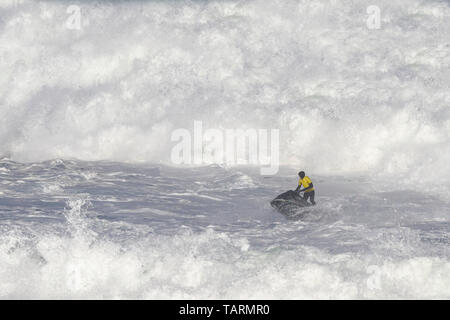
0 0 449 299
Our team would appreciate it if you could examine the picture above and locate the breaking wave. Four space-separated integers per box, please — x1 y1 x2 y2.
0 198 448 299
0 0 448 187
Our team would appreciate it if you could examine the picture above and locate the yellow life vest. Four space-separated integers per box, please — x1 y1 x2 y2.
299 176 314 192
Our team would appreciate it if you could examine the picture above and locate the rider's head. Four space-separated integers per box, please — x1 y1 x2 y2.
298 171 305 178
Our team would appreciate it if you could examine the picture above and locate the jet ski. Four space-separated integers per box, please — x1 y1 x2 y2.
270 190 311 219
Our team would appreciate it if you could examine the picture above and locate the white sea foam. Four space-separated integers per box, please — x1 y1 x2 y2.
1 215 448 299
0 0 448 187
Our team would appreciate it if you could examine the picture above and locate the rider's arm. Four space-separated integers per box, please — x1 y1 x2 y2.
299 182 313 192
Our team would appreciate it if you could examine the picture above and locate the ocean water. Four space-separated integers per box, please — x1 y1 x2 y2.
0 0 449 299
